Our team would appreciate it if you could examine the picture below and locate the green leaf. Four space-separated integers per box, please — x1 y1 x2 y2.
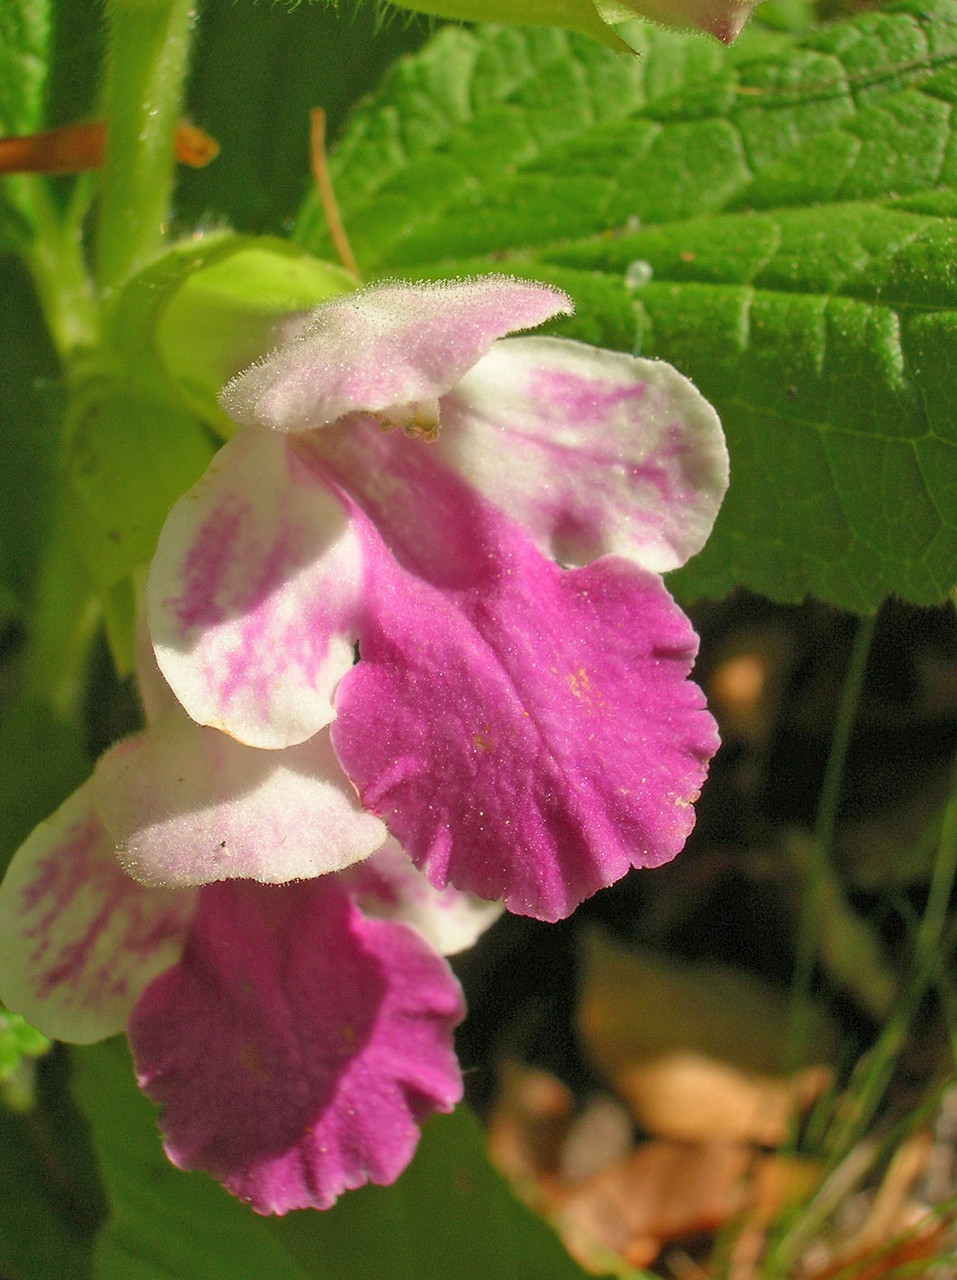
65 388 212 592
0 1011 50 1113
73 1038 601 1280
72 1039 316 1280
0 0 49 134
786 833 898 1020
270 1103 604 1280
0 694 90 876
0 1018 49 1117
0 257 97 851
0 1011 49 1080
108 234 354 430
64 389 213 670
297 4 957 611
0 1049 102 1280
0 0 51 248
0 1099 95 1279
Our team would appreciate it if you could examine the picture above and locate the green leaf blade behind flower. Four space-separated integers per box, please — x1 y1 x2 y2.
0 1049 101 1280
272 1105 608 1280
72 1038 605 1280
107 234 355 430
297 4 957 611
73 1040 315 1280
548 200 957 606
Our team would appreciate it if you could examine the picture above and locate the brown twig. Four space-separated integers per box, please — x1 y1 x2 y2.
0 121 219 174
309 107 360 280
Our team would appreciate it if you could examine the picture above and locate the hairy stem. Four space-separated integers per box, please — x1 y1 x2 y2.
95 0 197 291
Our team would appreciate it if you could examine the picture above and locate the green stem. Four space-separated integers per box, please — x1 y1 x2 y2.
917 733 957 967
95 0 197 292
19 180 99 361
824 682 957 1164
21 490 100 722
785 612 877 1072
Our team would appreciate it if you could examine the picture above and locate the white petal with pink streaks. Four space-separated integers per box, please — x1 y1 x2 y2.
0 784 195 1043
148 427 362 749
441 336 728 572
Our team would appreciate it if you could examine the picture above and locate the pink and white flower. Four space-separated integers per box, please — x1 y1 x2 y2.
0 273 726 1215
148 276 728 923
0 636 491 1214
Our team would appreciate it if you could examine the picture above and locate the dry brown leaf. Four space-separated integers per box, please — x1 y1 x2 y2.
750 1152 822 1221
486 1061 574 1183
559 1095 636 1183
725 1154 825 1280
618 1052 832 1146
485 1060 829 1277
554 1140 755 1270
706 627 792 745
